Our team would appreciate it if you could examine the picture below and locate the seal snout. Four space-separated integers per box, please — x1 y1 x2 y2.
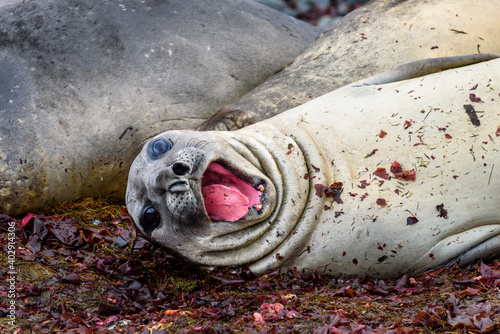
149 146 203 194
172 162 191 176
167 162 192 192
153 167 190 193
167 180 190 193
145 148 202 220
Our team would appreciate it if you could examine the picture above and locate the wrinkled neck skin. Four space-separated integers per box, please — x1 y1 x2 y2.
199 123 333 274
248 65 500 278
197 59 500 277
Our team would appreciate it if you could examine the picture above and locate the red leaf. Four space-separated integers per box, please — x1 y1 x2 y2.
480 262 500 278
469 93 482 102
62 273 81 285
314 182 344 203
212 276 246 285
407 216 419 225
403 120 414 129
314 184 327 197
374 168 390 180
390 161 416 181
48 221 85 248
25 283 41 296
459 287 479 296
21 213 36 227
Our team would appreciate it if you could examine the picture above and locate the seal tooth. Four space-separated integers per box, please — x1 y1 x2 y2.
257 184 265 192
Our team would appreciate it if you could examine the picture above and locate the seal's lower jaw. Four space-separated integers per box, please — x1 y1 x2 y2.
201 162 268 222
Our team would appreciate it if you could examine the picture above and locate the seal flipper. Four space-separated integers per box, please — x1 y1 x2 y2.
455 234 500 267
352 53 500 87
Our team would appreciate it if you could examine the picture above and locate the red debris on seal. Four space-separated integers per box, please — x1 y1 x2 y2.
407 216 419 225
469 93 482 103
314 183 344 204
390 161 416 181
202 163 262 221
374 168 390 180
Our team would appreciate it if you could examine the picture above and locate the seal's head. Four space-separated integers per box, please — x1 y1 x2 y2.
126 130 277 265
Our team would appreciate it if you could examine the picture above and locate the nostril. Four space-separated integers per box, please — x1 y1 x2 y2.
172 162 190 176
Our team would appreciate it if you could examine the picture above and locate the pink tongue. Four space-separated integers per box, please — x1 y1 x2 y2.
202 184 249 221
201 162 262 222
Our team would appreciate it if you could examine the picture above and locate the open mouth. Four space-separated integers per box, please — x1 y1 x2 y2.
201 162 263 222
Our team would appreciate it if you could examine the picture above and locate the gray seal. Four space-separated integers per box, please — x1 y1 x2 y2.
200 0 500 131
127 55 500 278
0 0 318 216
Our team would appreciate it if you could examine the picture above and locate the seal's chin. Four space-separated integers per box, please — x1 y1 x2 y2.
201 162 263 222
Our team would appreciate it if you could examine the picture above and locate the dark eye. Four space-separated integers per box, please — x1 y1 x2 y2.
149 138 172 158
141 206 161 232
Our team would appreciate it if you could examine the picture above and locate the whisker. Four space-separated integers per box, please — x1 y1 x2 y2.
196 140 210 150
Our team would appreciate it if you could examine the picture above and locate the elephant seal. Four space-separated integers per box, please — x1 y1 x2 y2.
127 55 500 278
200 0 500 131
0 0 318 216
